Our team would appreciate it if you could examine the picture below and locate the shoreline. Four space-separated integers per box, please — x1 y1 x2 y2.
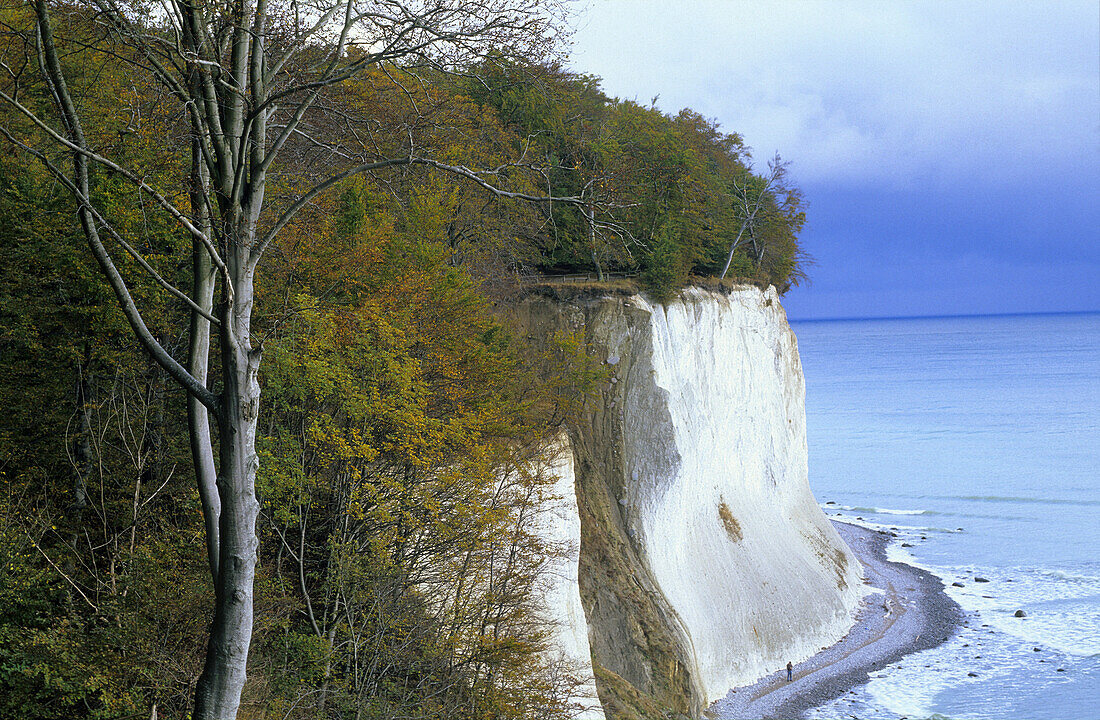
710 521 963 719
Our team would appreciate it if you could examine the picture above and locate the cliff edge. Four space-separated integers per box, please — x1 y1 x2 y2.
522 285 864 717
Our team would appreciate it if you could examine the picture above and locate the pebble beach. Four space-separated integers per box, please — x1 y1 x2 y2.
711 521 962 719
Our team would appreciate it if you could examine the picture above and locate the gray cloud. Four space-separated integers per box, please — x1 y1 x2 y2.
568 0 1099 188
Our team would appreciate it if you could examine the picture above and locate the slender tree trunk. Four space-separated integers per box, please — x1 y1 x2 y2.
720 222 749 279
319 622 337 708
188 138 220 581
190 5 269 702
133 363 164 552
193 239 261 717
750 225 763 268
71 346 92 512
586 203 603 281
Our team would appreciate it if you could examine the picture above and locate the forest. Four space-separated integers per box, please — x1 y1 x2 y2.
0 1 808 718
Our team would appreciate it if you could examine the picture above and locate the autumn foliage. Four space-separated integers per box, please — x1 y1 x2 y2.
0 4 806 717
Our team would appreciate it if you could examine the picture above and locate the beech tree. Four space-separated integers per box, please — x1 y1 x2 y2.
720 152 798 279
0 1 580 717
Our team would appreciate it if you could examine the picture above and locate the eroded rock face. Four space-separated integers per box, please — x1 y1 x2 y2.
521 285 863 716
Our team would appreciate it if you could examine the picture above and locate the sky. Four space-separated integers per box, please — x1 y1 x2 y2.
565 0 1100 319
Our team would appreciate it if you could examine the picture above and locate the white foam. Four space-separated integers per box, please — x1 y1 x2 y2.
990 602 1100 657
828 512 964 535
885 542 921 567
861 521 1100 659
808 618 1083 720
861 630 1022 719
939 564 1100 657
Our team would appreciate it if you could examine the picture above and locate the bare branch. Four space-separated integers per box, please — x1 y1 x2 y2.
0 88 228 277
255 154 588 263
31 537 99 612
0 127 221 326
8 1 220 413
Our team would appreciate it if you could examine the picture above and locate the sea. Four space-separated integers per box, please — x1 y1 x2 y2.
792 312 1100 720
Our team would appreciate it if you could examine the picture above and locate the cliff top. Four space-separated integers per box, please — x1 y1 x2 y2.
518 275 773 303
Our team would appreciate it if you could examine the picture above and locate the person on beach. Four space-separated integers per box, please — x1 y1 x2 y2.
786 661 793 682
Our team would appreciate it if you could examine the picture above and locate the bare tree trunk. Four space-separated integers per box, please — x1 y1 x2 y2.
587 203 604 281
722 153 791 279
720 222 749 279
193 247 261 719
71 346 92 512
188 138 220 581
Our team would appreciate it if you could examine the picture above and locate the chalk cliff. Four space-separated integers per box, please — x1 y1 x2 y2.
525 285 863 717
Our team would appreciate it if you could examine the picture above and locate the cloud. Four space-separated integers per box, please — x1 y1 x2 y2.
568 0 1099 189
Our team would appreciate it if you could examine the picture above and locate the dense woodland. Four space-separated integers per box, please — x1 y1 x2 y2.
0 1 807 718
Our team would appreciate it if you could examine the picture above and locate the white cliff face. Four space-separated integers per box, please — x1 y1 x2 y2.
610 286 863 702
535 439 604 718
526 284 863 713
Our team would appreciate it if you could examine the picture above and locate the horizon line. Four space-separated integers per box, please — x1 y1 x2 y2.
788 308 1099 323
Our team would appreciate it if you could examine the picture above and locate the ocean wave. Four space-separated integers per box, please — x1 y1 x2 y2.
948 495 1100 507
853 623 1096 720
827 513 964 534
918 509 1037 522
1034 567 1100 586
824 503 928 516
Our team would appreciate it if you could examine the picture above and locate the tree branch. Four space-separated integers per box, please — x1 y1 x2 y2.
0 127 222 327
0 88 229 280
22 0 220 413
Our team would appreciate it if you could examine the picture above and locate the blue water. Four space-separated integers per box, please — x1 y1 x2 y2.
793 313 1100 720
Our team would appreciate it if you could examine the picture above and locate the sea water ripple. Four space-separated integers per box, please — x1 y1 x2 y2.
797 313 1100 720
